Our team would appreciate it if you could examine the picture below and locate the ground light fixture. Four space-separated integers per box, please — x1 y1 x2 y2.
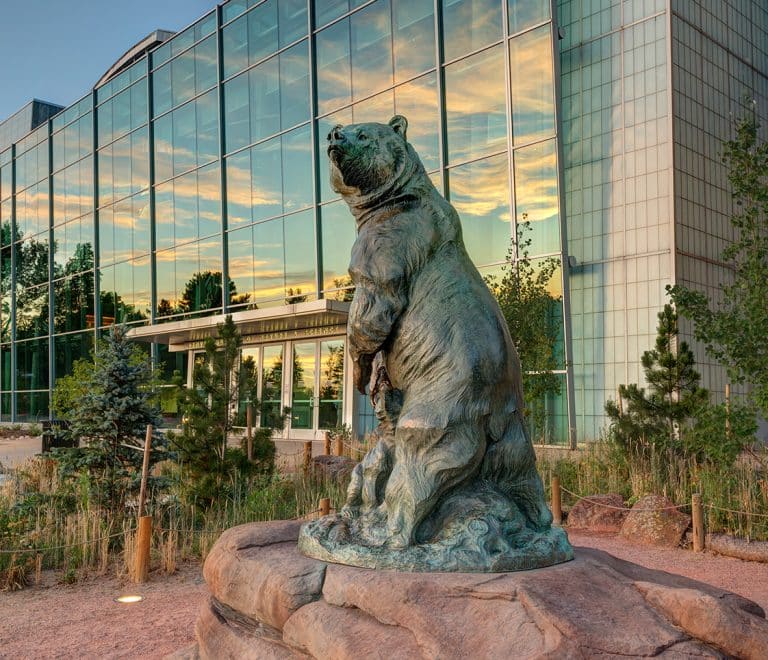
114 595 144 604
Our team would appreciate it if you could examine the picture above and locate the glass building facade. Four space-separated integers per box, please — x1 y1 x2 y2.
1 0 764 443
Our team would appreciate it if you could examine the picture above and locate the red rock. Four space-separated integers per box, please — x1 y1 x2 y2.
193 520 767 659
567 493 628 532
636 581 768 660
202 520 325 630
619 494 691 547
283 600 421 659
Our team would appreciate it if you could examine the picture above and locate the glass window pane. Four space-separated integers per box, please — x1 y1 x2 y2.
320 200 356 291
172 101 197 176
195 36 218 94
171 50 196 108
223 14 249 79
17 338 49 389
196 90 219 166
282 124 313 213
55 331 94 380
279 0 308 47
514 138 560 255
253 217 285 303
317 108 352 202
284 209 316 299
250 57 281 142
351 89 394 123
226 150 252 228
393 0 435 82
155 180 174 250
444 44 506 164
280 40 310 130
510 25 555 145
173 171 198 246
153 113 173 183
351 0 393 101
251 136 282 223
319 339 344 429
16 284 49 340
317 18 351 115
248 0 279 64
394 72 439 171
448 153 511 266
508 0 549 35
260 344 283 427
442 0 502 61
152 63 172 117
228 225 255 306
224 72 251 153
291 342 315 429
53 272 95 333
198 162 221 239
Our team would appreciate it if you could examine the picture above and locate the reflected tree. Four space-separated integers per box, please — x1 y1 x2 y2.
486 222 562 439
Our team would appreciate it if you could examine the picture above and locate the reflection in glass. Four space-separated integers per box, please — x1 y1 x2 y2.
284 210 316 300
278 0 307 47
17 391 49 421
510 26 555 145
251 136 282 223
514 139 560 255
442 0 502 61
317 109 351 203
351 90 394 124
393 0 435 82
508 0 549 35
16 283 49 339
319 339 344 428
261 344 283 427
54 331 94 382
16 338 49 389
351 0 393 101
321 200 356 291
395 73 439 171
448 153 511 266
292 342 316 429
53 271 95 333
445 45 506 165
252 218 285 303
316 19 351 115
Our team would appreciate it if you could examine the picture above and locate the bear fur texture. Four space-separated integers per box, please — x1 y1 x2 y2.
298 116 572 571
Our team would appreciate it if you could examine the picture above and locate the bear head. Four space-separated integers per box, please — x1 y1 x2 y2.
327 115 417 200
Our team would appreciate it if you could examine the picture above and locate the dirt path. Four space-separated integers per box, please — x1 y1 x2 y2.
568 530 768 612
1 531 767 659
0 563 206 659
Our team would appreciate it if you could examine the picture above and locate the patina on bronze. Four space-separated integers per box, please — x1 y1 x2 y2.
299 116 573 571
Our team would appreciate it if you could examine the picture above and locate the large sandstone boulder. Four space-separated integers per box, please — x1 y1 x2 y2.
567 493 629 532
619 494 691 547
188 520 767 659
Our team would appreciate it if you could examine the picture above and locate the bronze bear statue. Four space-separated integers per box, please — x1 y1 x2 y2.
299 116 572 572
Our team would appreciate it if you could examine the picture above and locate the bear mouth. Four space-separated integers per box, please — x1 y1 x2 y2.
327 145 342 160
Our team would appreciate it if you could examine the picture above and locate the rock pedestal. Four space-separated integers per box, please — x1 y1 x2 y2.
193 520 768 659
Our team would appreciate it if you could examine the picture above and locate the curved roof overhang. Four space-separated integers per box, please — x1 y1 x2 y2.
95 29 175 88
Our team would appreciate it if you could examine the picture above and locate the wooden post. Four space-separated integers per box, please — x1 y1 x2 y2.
725 383 731 438
246 404 254 462
323 431 332 456
551 475 562 526
303 441 312 476
335 435 344 457
137 425 153 519
135 515 152 583
320 497 330 517
692 493 704 552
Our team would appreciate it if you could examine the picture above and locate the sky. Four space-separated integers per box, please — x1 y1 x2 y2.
0 0 215 121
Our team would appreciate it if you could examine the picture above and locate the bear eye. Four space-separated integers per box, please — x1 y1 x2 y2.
357 132 368 141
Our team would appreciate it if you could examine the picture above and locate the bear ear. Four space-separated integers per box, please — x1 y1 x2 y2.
388 115 408 140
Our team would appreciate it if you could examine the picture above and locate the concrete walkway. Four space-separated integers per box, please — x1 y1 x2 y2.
0 436 41 469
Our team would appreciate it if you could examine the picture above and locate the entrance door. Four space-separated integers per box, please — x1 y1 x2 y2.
289 338 345 436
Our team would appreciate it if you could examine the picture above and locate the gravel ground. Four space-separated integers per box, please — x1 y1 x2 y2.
1 531 767 659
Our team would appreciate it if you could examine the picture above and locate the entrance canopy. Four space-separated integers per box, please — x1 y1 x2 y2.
127 299 350 351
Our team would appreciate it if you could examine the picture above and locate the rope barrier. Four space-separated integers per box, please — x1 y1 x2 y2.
0 527 128 555
559 486 690 511
705 503 768 518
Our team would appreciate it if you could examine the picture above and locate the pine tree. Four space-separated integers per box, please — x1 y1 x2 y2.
170 315 278 506
61 325 161 511
605 305 709 455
